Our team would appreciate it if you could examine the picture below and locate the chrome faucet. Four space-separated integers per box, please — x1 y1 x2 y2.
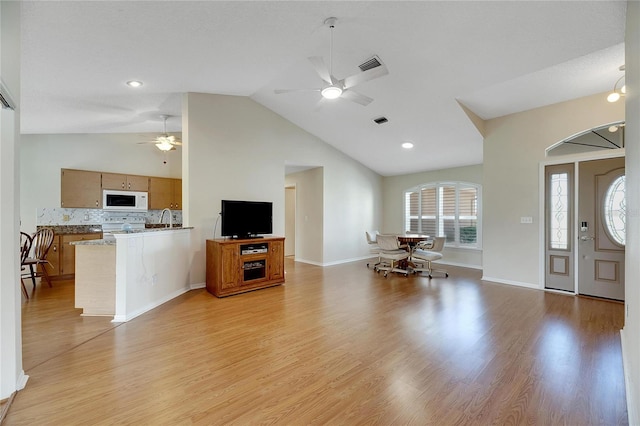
159 208 173 228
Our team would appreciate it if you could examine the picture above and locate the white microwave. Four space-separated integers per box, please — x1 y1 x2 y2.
102 190 148 211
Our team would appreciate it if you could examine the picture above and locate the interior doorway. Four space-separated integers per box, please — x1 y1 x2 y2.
284 185 296 258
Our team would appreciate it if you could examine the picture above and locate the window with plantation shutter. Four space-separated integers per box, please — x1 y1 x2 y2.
404 182 481 248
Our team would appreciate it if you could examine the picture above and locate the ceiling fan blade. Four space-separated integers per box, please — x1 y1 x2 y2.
341 90 373 106
342 64 389 90
314 97 328 112
274 88 321 94
308 56 334 85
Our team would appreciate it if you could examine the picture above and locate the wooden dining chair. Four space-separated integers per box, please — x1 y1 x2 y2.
22 228 55 289
20 232 33 299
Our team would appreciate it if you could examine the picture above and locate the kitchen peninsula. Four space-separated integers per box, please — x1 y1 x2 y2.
73 226 192 322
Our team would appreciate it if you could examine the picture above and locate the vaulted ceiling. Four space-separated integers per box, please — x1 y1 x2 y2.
20 1 626 176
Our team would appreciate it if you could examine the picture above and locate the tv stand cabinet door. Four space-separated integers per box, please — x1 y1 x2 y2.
269 240 284 280
219 244 239 292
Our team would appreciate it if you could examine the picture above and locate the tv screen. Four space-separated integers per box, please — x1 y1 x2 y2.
221 200 273 239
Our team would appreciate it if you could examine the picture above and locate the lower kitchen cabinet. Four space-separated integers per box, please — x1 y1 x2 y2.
43 233 102 278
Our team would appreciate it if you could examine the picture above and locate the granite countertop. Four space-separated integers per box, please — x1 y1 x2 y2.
71 239 115 246
37 225 103 235
73 227 192 246
111 226 193 235
145 223 183 229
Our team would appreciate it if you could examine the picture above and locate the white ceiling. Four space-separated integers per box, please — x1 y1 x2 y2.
20 1 627 176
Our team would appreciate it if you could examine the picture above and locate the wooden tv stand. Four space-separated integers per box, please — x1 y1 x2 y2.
206 236 285 297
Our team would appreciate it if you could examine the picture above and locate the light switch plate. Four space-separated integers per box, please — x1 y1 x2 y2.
520 216 533 224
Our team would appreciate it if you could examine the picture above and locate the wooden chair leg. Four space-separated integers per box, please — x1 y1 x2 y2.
40 263 52 287
29 264 37 289
21 278 29 300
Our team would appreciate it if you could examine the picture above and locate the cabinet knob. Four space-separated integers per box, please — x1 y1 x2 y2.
95 200 99 206
53 246 57 252
122 183 125 189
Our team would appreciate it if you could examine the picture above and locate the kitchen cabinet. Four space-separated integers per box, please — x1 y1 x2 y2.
44 233 102 278
101 173 149 191
149 177 182 210
61 169 102 208
206 237 285 297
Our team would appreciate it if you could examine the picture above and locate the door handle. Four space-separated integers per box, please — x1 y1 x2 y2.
579 235 595 241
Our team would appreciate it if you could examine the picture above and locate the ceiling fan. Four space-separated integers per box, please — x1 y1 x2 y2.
275 17 388 106
139 115 182 151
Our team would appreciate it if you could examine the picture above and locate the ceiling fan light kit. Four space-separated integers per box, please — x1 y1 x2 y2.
607 65 625 103
274 16 388 107
321 86 343 99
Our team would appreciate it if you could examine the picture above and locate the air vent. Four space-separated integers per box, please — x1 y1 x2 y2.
0 80 15 110
373 116 388 125
359 55 383 72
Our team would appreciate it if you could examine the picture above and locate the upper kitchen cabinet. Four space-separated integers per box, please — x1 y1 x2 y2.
101 173 149 191
149 177 182 210
61 169 102 208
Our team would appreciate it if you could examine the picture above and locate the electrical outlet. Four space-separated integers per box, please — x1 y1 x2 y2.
63 214 70 222
84 213 90 221
520 216 533 224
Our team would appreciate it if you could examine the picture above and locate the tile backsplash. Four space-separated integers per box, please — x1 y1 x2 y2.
37 208 183 226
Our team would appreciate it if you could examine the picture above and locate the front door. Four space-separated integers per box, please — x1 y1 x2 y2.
577 158 625 301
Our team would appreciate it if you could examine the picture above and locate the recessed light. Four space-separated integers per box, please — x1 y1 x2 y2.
126 80 143 88
402 142 414 149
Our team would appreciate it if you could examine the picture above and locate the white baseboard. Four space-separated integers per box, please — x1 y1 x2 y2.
16 371 28 391
481 275 542 290
620 328 636 426
293 258 324 266
323 255 374 267
436 260 483 270
112 286 190 323
190 282 206 290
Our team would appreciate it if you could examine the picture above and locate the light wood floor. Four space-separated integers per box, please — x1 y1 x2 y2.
6 260 627 425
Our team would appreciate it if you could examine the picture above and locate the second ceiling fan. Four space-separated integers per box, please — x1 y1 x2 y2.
275 17 388 106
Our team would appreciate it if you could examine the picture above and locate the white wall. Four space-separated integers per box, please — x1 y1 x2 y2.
184 92 383 284
0 0 26 400
285 168 323 264
621 1 640 422
20 133 182 234
113 229 191 323
482 93 624 288
382 164 483 268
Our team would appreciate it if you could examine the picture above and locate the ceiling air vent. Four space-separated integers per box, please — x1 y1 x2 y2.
359 55 383 72
373 116 388 125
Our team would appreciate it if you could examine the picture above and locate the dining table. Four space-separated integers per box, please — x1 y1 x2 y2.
397 234 431 269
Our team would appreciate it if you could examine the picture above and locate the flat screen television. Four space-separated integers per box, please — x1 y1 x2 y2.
221 200 273 239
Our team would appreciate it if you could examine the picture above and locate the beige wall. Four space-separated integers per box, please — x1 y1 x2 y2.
483 93 624 287
284 186 295 257
382 164 483 268
621 1 639 422
20 133 182 234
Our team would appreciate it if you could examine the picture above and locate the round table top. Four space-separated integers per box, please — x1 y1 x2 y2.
397 234 430 243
